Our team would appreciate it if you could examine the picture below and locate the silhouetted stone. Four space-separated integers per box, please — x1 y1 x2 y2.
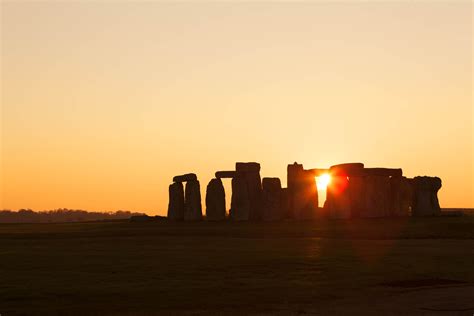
236 162 260 173
234 162 263 221
287 162 318 220
365 168 403 177
400 177 415 216
184 180 202 221
348 176 366 218
205 178 226 221
306 168 330 177
167 182 184 221
230 175 250 221
327 175 351 219
280 188 291 219
388 176 412 217
262 177 283 221
361 176 391 218
389 176 403 217
173 173 197 183
215 171 237 179
329 163 364 176
412 176 442 216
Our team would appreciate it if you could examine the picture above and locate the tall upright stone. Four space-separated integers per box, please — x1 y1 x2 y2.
400 177 415 216
280 188 290 219
236 162 263 221
167 182 184 221
205 178 226 221
389 176 402 217
412 176 442 216
389 176 411 217
262 177 283 221
287 162 318 220
362 176 391 218
230 175 250 221
327 175 351 219
348 176 366 218
184 180 202 221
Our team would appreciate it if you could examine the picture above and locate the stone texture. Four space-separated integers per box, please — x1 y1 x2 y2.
230 175 250 221
262 177 283 221
327 175 351 219
329 163 364 176
234 162 263 221
412 176 442 216
280 188 291 219
361 176 391 218
184 180 202 221
215 171 237 179
365 168 403 177
205 178 226 221
400 177 415 216
236 162 260 173
287 163 318 220
306 168 330 177
389 176 412 217
389 176 403 217
348 176 366 218
173 173 197 183
167 182 184 221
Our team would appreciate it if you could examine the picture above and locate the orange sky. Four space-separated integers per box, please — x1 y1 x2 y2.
1 2 473 215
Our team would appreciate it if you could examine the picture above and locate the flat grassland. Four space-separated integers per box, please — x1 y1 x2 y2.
1 217 474 315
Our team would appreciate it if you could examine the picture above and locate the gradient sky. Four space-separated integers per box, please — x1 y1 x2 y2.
1 1 473 215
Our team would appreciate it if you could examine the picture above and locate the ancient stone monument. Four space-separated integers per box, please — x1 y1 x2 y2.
412 176 442 216
205 178 226 221
168 173 202 221
184 179 202 221
287 162 319 220
262 177 283 221
325 164 410 219
167 161 443 222
213 162 263 221
167 182 184 221
230 175 251 221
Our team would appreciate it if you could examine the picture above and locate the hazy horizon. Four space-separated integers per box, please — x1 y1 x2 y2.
1 1 473 215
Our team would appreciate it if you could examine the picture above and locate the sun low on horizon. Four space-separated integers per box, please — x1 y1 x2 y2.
1 1 473 214
316 174 332 191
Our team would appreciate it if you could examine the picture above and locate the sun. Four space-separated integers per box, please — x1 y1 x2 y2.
316 173 331 189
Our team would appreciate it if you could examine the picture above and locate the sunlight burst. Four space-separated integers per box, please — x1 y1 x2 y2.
316 173 331 189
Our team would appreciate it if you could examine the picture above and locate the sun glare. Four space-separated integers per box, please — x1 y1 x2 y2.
316 173 331 189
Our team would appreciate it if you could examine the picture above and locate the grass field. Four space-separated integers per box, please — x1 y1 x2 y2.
1 217 474 315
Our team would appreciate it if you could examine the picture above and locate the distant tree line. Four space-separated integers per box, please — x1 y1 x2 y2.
0 209 147 223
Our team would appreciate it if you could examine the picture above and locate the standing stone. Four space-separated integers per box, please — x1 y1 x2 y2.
230 175 250 221
348 176 366 218
400 177 415 216
389 176 403 217
329 163 365 176
262 177 283 221
280 188 290 219
184 180 202 221
173 173 198 182
236 162 263 221
287 163 318 220
362 176 391 218
389 176 412 217
412 176 442 216
205 178 226 221
327 175 351 219
167 182 184 221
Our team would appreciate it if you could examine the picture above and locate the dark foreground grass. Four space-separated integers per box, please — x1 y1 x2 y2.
1 217 473 315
